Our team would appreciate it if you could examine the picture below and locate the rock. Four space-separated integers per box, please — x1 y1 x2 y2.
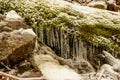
102 51 120 72
32 42 82 80
33 54 82 80
107 2 120 12
87 1 107 9
116 0 120 5
100 64 119 76
0 28 36 65
0 14 5 21
0 12 29 33
17 70 42 78
65 0 81 3
73 59 95 73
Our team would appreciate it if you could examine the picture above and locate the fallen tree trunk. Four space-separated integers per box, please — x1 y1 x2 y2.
0 0 120 70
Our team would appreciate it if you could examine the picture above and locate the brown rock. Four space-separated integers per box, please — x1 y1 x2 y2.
0 28 36 65
0 14 5 21
87 1 107 9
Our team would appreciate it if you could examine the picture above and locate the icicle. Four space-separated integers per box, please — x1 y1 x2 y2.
60 28 63 56
38 25 44 41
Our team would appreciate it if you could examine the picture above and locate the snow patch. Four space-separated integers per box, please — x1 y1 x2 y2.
5 10 22 20
34 53 82 80
21 29 36 36
13 28 36 36
39 62 82 80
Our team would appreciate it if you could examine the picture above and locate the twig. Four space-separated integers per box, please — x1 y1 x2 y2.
0 71 19 79
0 71 46 80
19 76 45 80
0 62 11 70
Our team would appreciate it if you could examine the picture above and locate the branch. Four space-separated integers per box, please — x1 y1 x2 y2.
0 71 19 80
0 71 46 80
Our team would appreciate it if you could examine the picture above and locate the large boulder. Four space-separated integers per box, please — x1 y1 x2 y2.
0 28 36 65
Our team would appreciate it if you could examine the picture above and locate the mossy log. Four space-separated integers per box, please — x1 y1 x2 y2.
0 0 120 63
